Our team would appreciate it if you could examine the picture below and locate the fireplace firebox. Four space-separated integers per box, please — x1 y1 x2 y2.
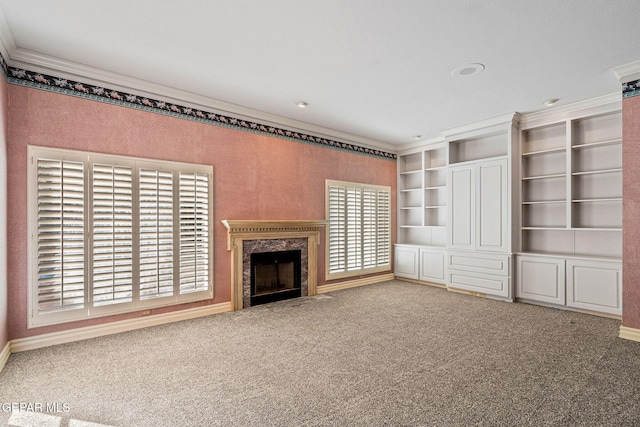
250 250 302 306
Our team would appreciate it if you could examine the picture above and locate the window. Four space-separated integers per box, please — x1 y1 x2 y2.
28 146 213 327
326 180 391 279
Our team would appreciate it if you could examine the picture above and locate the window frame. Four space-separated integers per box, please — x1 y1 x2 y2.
27 146 214 328
325 179 391 280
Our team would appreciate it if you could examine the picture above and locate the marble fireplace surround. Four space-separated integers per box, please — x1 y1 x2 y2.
221 220 327 310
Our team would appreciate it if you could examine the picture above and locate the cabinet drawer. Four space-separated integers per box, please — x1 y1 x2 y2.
566 260 622 315
447 251 510 276
448 269 510 298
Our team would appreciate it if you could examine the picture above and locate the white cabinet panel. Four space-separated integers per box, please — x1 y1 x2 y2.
419 248 446 284
566 260 622 315
394 245 419 280
516 256 565 305
448 251 510 276
477 159 509 252
448 270 510 297
448 159 509 252
448 166 474 250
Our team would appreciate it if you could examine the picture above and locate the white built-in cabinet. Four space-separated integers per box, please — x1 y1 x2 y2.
395 142 447 285
516 100 623 316
395 97 622 317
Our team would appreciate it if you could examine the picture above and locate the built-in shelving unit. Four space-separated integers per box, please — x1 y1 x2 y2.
520 109 622 258
397 143 447 247
516 100 623 316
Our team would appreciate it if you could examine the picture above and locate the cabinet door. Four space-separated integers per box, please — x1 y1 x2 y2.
448 165 474 250
477 159 509 252
394 245 419 280
566 260 622 315
419 249 446 284
516 255 565 305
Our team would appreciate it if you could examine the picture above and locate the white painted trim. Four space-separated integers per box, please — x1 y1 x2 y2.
441 112 521 139
519 92 621 129
619 326 640 343
317 273 395 294
0 340 10 373
11 302 233 353
611 60 640 84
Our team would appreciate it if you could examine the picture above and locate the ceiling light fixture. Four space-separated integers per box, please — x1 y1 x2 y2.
296 101 309 108
451 63 485 79
543 98 559 107
413 135 423 140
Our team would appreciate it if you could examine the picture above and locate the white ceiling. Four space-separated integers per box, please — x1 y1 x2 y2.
1 0 639 150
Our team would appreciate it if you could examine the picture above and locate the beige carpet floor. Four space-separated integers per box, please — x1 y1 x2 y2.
1 280 639 426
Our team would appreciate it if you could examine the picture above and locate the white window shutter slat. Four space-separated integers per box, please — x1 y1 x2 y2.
37 159 86 312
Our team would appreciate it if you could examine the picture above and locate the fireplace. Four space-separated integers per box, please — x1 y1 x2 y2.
222 220 326 310
251 250 302 306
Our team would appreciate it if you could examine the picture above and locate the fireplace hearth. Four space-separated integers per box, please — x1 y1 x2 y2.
251 250 302 306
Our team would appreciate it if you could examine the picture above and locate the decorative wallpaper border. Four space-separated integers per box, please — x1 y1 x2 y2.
623 79 640 99
0 52 396 160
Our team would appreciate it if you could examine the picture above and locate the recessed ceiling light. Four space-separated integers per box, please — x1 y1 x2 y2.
413 135 423 140
543 98 559 107
451 63 485 79
296 101 309 108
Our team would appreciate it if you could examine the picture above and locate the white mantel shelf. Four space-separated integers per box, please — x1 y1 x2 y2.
221 219 327 310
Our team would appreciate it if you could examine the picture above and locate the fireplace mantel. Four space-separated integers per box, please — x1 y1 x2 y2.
222 220 327 310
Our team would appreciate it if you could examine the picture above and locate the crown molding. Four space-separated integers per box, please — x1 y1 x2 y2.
611 60 640 84
441 112 521 140
519 92 621 129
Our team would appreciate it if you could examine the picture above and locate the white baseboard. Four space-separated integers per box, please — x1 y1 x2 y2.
11 302 233 353
317 273 395 294
0 340 10 373
619 325 640 343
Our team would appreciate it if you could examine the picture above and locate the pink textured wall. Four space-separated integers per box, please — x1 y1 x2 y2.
0 73 8 349
623 94 640 329
6 85 396 340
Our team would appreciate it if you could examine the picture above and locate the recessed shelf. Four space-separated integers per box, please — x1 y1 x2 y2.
522 200 566 205
400 187 422 192
399 169 422 176
572 198 623 203
572 138 622 150
522 147 566 157
571 168 622 176
522 173 566 181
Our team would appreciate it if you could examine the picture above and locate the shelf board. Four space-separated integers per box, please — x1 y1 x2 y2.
522 226 567 230
522 200 566 205
571 168 622 176
400 187 422 192
425 205 446 209
521 147 566 157
424 185 446 190
399 169 422 176
425 165 446 171
523 226 622 231
400 206 422 210
572 138 622 150
571 198 622 203
522 173 566 181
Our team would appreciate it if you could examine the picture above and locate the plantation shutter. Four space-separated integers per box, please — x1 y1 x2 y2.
326 180 391 278
92 163 133 306
346 187 362 271
376 190 391 266
362 188 377 268
36 159 85 312
328 184 346 274
179 172 210 293
139 168 174 299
